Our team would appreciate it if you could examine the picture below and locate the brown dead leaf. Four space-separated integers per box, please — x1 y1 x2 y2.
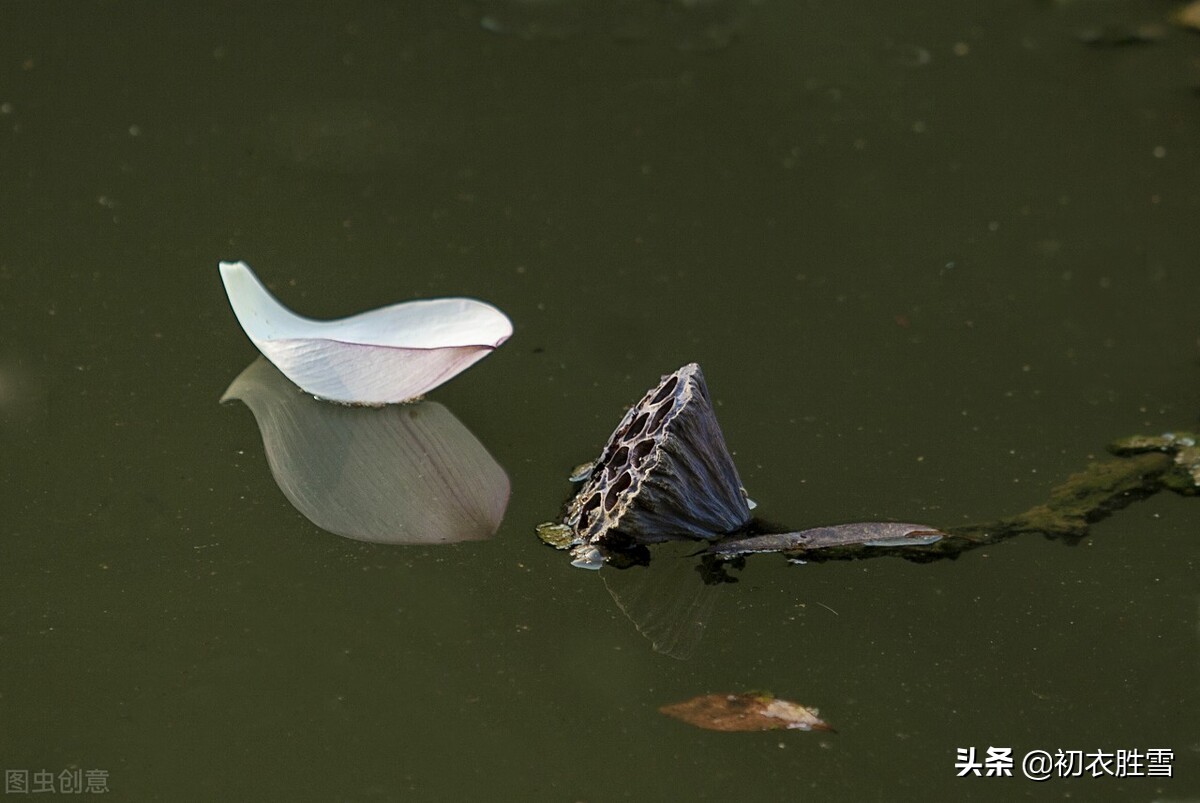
659 692 835 733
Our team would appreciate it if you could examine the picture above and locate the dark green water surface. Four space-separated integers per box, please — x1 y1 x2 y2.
1 2 1198 800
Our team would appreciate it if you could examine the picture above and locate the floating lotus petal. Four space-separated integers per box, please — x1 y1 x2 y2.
558 363 752 562
660 693 834 733
707 522 945 558
222 357 510 544
219 261 513 405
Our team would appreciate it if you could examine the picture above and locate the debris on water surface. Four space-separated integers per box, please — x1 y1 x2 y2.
535 522 575 550
541 361 1200 569
1076 22 1166 47
706 522 945 558
567 461 595 483
1109 432 1197 453
1108 431 1200 493
544 366 958 567
660 692 834 733
1174 1 1200 33
551 363 753 567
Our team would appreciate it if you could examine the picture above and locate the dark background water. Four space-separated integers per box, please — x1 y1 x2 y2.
1 1 1198 800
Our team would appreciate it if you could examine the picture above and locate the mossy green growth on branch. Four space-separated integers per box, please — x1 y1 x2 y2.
788 432 1197 564
1109 431 1200 495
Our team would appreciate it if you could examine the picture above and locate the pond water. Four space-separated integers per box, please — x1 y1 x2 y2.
2 1 1198 800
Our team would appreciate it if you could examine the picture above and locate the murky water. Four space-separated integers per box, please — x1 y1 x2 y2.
2 1 1198 800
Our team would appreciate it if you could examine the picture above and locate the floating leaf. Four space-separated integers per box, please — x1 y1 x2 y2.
219 261 512 405
660 693 834 733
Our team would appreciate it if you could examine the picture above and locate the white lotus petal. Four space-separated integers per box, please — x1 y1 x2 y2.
223 357 510 544
219 261 513 405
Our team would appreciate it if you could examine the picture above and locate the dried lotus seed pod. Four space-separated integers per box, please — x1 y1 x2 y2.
563 363 753 554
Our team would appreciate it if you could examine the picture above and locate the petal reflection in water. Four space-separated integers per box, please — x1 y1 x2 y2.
222 357 510 544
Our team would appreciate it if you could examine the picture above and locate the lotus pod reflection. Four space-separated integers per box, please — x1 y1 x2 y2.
562 363 752 556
